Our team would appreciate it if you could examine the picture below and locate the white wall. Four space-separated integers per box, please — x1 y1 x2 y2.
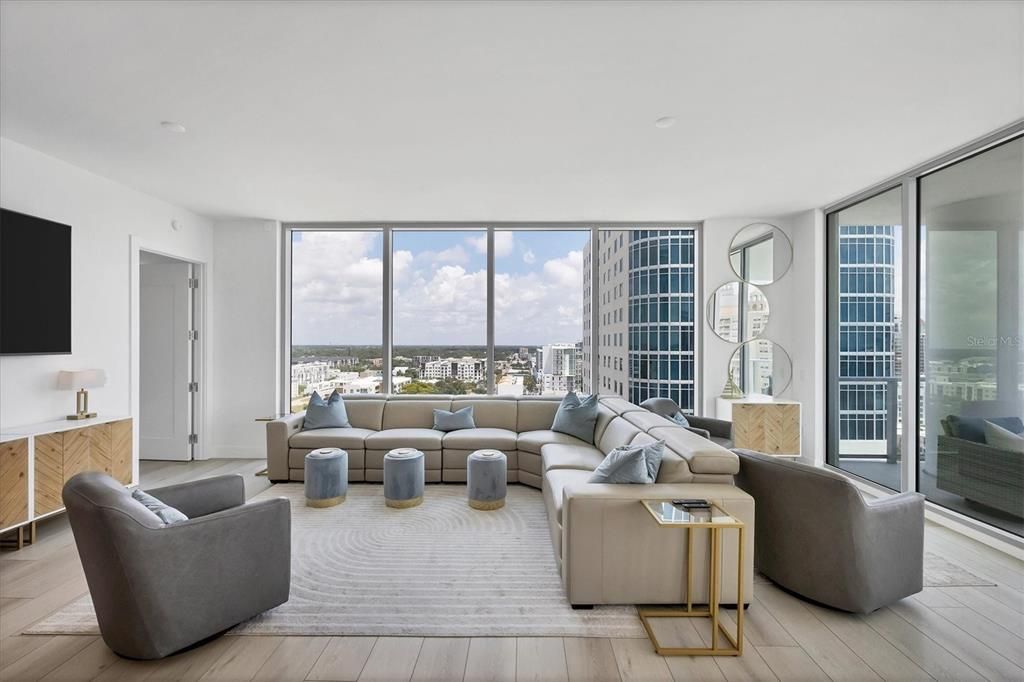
0 137 213 430
702 210 825 463
207 219 281 458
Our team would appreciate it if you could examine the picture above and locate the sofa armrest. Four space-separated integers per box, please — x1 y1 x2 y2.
560 483 754 606
850 492 925 611
145 474 245 518
685 416 733 440
266 412 306 480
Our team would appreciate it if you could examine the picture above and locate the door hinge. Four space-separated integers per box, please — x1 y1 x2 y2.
187 381 199 393
187 329 199 341
188 433 198 445
187 277 199 289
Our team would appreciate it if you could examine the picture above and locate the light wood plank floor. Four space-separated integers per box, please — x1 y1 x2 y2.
1 459 1022 681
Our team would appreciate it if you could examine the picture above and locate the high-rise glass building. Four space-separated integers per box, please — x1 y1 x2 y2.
837 223 899 455
583 229 696 412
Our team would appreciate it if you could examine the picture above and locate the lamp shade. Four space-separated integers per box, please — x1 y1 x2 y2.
58 369 107 390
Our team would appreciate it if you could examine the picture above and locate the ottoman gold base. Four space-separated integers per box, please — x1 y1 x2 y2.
307 495 345 508
386 496 422 509
469 499 505 511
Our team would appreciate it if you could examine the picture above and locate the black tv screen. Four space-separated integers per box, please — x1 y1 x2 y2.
0 208 72 355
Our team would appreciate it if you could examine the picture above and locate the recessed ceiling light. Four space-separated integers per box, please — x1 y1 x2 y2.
654 116 676 129
160 121 187 133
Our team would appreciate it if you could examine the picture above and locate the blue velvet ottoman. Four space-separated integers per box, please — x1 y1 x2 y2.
384 448 425 508
467 449 507 510
304 448 348 507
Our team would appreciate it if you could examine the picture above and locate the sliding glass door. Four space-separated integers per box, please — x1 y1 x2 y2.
918 137 1023 535
827 187 904 490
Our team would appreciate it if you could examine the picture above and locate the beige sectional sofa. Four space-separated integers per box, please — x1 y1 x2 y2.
267 393 754 606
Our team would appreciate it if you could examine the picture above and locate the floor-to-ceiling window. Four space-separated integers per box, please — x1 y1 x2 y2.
919 137 1023 535
586 228 698 412
289 230 384 411
494 230 589 396
827 187 904 490
286 224 699 408
392 229 488 395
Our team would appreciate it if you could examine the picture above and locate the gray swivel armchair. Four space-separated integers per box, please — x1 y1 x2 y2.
63 472 291 659
640 397 735 448
734 449 924 613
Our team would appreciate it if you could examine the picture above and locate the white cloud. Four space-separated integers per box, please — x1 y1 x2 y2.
467 231 514 257
293 233 584 347
523 249 536 264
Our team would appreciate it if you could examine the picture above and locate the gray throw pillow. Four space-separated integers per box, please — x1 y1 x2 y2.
589 445 651 484
303 390 351 430
551 392 600 444
670 412 690 427
131 489 189 525
639 440 666 481
433 406 475 431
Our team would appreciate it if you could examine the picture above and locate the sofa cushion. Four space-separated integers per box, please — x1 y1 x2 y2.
382 399 453 429
433 406 476 431
623 410 676 432
541 443 605 473
516 398 562 432
365 428 444 451
949 415 1024 443
302 391 351 430
290 427 375 450
442 428 518 451
341 398 386 430
552 393 600 444
648 426 739 475
451 398 517 430
518 430 590 455
544 468 593 524
596 416 642 454
599 396 646 416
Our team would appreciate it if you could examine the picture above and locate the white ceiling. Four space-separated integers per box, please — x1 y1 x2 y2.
1 0 1022 222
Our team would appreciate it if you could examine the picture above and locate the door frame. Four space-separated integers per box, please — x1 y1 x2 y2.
130 237 208 471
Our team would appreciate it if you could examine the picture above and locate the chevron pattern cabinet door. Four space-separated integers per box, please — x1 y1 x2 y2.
89 423 113 475
733 403 801 455
0 438 29 529
110 419 133 484
62 427 92 482
34 432 64 515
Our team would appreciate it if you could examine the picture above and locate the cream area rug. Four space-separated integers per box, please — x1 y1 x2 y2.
27 484 646 638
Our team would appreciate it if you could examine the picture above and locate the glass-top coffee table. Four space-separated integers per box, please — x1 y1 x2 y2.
637 500 746 657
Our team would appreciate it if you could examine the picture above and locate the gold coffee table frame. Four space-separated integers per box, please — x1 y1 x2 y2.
638 500 745 656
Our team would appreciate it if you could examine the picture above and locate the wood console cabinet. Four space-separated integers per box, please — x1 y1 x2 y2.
0 416 134 544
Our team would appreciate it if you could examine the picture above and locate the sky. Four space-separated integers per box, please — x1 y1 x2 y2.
291 230 588 346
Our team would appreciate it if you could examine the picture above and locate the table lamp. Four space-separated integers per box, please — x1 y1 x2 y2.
58 369 107 420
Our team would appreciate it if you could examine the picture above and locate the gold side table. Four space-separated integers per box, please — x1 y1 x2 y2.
638 500 745 656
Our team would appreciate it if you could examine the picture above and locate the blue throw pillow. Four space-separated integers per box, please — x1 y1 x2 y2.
948 415 1023 443
589 445 651 484
670 412 690 427
433 406 475 431
551 392 600 444
639 440 666 481
131 489 188 525
303 390 351 430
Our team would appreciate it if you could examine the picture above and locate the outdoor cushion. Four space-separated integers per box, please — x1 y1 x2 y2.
517 430 590 455
290 427 375 450
949 415 1024 443
984 420 1024 453
541 443 605 473
442 428 518 451
365 428 444 450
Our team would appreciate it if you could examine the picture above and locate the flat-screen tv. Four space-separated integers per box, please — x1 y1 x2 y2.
0 208 72 355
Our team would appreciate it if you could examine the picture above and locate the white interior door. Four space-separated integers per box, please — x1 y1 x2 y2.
140 259 193 460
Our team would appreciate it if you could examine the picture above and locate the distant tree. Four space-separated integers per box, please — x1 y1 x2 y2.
523 375 538 393
404 368 420 379
400 380 436 394
297 383 307 395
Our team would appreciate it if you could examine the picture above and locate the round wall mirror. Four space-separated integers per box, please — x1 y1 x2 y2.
727 339 793 398
729 222 793 285
707 281 770 343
